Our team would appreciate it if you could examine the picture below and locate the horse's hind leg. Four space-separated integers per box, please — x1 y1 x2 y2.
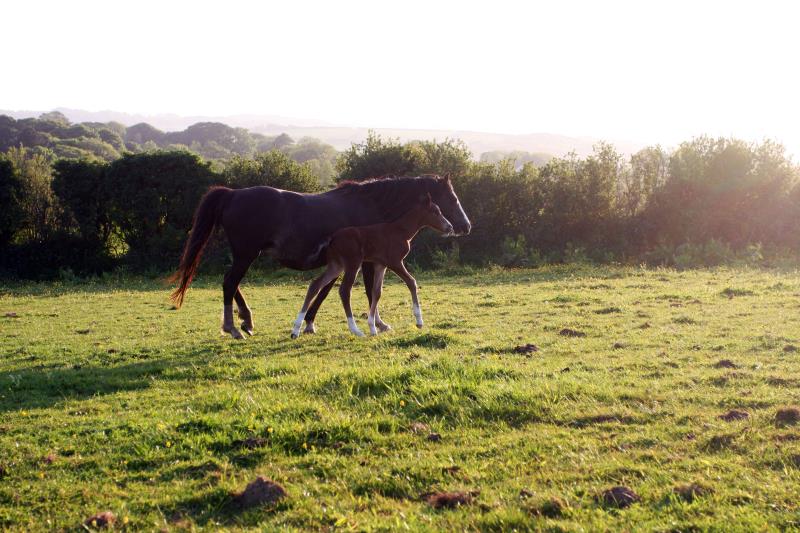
302 278 336 334
234 289 254 335
363 261 390 331
367 265 387 335
222 253 257 339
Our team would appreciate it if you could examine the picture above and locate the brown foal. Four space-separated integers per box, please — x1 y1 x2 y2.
291 194 454 338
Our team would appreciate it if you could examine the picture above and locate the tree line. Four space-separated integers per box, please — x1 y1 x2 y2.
1 119 799 279
0 112 339 184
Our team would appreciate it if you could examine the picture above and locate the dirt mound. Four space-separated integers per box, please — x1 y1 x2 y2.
512 343 539 355
559 328 586 338
713 359 737 369
599 486 640 508
529 496 568 517
424 491 477 509
409 422 430 434
83 512 115 529
783 344 798 353
674 483 712 502
235 437 268 449
775 407 800 426
233 476 286 508
427 432 442 442
719 409 749 422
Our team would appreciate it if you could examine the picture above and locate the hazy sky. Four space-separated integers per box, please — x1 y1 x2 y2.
4 0 799 154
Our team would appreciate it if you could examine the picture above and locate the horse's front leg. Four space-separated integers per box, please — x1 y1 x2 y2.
339 265 365 337
302 278 336 334
292 265 342 338
367 265 387 335
391 261 423 328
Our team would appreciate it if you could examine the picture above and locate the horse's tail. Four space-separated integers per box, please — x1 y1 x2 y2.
169 186 231 308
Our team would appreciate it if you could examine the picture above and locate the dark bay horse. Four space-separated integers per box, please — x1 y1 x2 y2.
291 193 453 338
170 175 471 339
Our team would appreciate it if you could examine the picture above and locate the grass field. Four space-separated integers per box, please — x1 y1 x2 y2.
2 265 800 531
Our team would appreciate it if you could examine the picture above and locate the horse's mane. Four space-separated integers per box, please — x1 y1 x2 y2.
333 175 443 221
335 174 441 191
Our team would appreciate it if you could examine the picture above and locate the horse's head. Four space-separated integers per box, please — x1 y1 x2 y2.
418 193 454 235
429 176 471 236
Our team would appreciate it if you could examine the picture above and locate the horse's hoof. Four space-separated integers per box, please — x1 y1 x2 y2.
378 324 392 333
241 323 254 336
291 333 298 339
228 328 245 340
416 324 424 329
303 323 317 335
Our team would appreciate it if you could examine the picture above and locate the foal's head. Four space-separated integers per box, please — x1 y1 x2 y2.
415 193 455 235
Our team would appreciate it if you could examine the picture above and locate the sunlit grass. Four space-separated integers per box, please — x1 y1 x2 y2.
2 265 800 530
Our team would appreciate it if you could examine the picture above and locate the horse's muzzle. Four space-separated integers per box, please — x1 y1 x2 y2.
452 222 471 236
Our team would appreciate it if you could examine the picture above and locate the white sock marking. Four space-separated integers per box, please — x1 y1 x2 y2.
412 303 423 326
291 311 306 337
347 316 365 336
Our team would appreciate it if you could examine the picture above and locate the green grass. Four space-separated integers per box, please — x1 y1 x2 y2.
2 265 800 531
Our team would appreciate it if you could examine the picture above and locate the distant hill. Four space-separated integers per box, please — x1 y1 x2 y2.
0 111 340 183
2 108 643 158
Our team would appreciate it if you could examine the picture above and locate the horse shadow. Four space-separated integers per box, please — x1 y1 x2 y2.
0 348 214 414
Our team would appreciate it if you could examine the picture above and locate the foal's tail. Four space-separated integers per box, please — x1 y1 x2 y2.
169 186 231 308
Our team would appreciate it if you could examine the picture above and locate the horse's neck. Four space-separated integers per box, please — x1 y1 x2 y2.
353 180 427 222
391 209 426 240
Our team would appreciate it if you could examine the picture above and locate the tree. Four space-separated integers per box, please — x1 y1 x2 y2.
271 133 294 150
224 151 320 192
336 131 420 182
0 156 24 248
621 146 668 217
408 138 473 177
3 146 60 243
39 111 70 125
106 151 218 265
52 159 113 249
125 123 166 145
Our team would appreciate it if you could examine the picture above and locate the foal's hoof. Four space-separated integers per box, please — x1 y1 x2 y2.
223 327 245 340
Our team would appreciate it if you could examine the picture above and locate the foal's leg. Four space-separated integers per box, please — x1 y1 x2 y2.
367 265 387 335
302 278 336 334
291 265 343 338
222 253 257 339
339 266 365 336
363 261 390 331
391 261 423 328
234 289 254 335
